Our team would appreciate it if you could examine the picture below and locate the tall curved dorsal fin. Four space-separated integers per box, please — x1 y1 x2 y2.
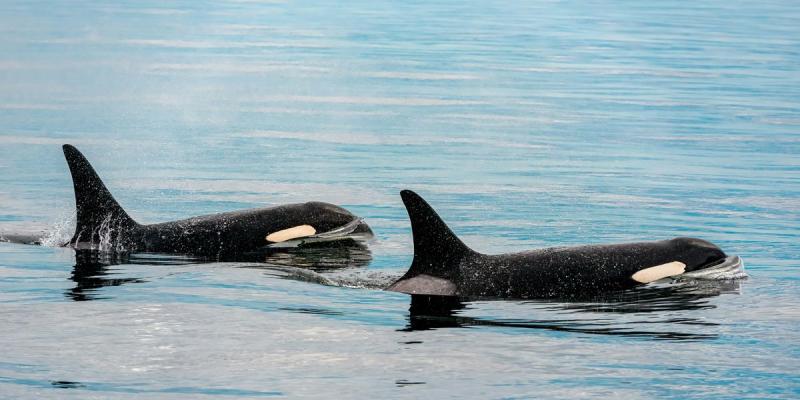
397 190 475 281
63 144 138 245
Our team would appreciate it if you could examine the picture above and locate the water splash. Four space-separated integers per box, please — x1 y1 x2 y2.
39 212 75 247
81 214 130 252
327 270 402 290
95 214 117 252
47 213 131 252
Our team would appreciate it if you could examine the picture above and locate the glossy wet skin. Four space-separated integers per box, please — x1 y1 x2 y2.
68 202 369 257
669 237 728 270
62 144 372 257
130 202 366 256
453 237 729 298
388 190 733 299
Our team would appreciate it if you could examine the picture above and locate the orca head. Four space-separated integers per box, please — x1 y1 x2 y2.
264 202 373 245
300 201 362 232
669 237 727 272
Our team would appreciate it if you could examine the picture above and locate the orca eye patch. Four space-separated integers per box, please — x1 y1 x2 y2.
266 225 316 243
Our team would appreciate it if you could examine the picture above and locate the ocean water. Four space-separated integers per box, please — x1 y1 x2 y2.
1 0 799 398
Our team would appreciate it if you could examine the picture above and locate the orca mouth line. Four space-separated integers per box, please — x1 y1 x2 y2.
680 255 746 280
311 218 365 239
266 218 372 248
699 256 729 270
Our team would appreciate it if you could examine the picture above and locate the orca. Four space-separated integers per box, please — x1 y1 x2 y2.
387 190 742 299
61 144 373 257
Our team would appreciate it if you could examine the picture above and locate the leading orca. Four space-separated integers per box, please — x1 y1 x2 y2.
61 144 372 257
387 190 743 299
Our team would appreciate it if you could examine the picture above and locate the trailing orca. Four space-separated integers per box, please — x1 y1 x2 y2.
387 190 743 299
61 144 372 256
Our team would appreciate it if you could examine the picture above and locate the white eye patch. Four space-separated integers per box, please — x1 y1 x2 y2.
266 225 316 243
631 261 686 283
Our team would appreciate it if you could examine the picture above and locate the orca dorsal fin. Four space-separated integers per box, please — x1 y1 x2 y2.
399 190 476 280
63 144 138 245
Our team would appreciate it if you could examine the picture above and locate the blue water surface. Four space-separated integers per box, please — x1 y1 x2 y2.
1 1 799 398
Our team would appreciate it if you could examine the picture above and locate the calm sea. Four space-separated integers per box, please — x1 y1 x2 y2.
1 1 798 398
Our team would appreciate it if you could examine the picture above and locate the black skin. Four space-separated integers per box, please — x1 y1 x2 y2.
131 202 362 256
62 144 372 257
453 239 725 298
387 190 727 299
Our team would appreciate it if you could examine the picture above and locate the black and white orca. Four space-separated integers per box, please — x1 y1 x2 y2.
387 190 742 299
61 144 372 256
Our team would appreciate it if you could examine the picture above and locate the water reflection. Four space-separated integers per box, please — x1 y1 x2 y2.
403 280 742 341
0 233 42 245
67 251 152 301
50 380 86 389
249 240 372 271
240 243 373 290
66 241 372 301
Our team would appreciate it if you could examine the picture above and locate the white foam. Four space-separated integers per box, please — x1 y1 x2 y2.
39 213 75 247
679 256 748 281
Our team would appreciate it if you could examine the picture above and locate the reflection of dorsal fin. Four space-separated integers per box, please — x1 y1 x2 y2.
398 190 476 280
63 144 138 244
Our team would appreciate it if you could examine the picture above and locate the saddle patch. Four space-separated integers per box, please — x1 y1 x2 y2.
386 274 457 296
